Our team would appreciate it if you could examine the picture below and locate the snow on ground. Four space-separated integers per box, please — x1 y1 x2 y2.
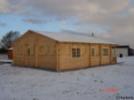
0 56 134 100
0 54 8 60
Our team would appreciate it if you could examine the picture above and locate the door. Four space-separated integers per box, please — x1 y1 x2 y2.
90 45 100 66
24 43 36 67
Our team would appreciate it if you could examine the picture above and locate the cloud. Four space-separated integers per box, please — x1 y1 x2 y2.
0 0 10 13
0 0 134 48
0 0 31 14
129 7 134 14
23 18 47 24
0 0 129 17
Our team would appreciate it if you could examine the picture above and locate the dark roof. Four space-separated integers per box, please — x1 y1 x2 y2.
116 45 130 49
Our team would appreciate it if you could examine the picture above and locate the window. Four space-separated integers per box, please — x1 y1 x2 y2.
103 48 109 56
27 47 34 56
27 48 31 56
91 48 95 56
77 48 80 57
72 48 81 57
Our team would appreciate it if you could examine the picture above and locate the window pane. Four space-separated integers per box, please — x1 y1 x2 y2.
72 48 76 57
91 48 95 56
72 48 81 58
77 48 80 57
27 47 34 56
27 48 31 56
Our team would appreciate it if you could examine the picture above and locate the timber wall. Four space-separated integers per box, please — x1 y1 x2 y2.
57 43 89 71
57 43 116 71
13 31 57 70
13 31 117 71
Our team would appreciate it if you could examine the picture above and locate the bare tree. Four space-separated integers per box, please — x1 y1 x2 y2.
1 31 20 50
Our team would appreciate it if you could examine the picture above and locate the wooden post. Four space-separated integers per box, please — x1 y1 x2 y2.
56 43 60 72
35 39 38 68
99 44 102 65
109 45 112 64
89 44 91 67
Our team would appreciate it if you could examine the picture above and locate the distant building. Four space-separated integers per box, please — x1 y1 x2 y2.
129 48 134 56
8 47 13 59
115 45 134 57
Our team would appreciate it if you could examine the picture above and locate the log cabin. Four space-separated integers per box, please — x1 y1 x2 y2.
13 30 117 71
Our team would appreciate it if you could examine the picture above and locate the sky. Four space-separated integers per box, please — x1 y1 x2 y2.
0 0 134 48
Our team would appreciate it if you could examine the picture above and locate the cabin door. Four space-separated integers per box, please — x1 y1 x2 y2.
35 44 47 68
90 45 100 66
24 43 36 67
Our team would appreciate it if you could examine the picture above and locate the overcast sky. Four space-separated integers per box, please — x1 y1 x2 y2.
0 0 134 48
